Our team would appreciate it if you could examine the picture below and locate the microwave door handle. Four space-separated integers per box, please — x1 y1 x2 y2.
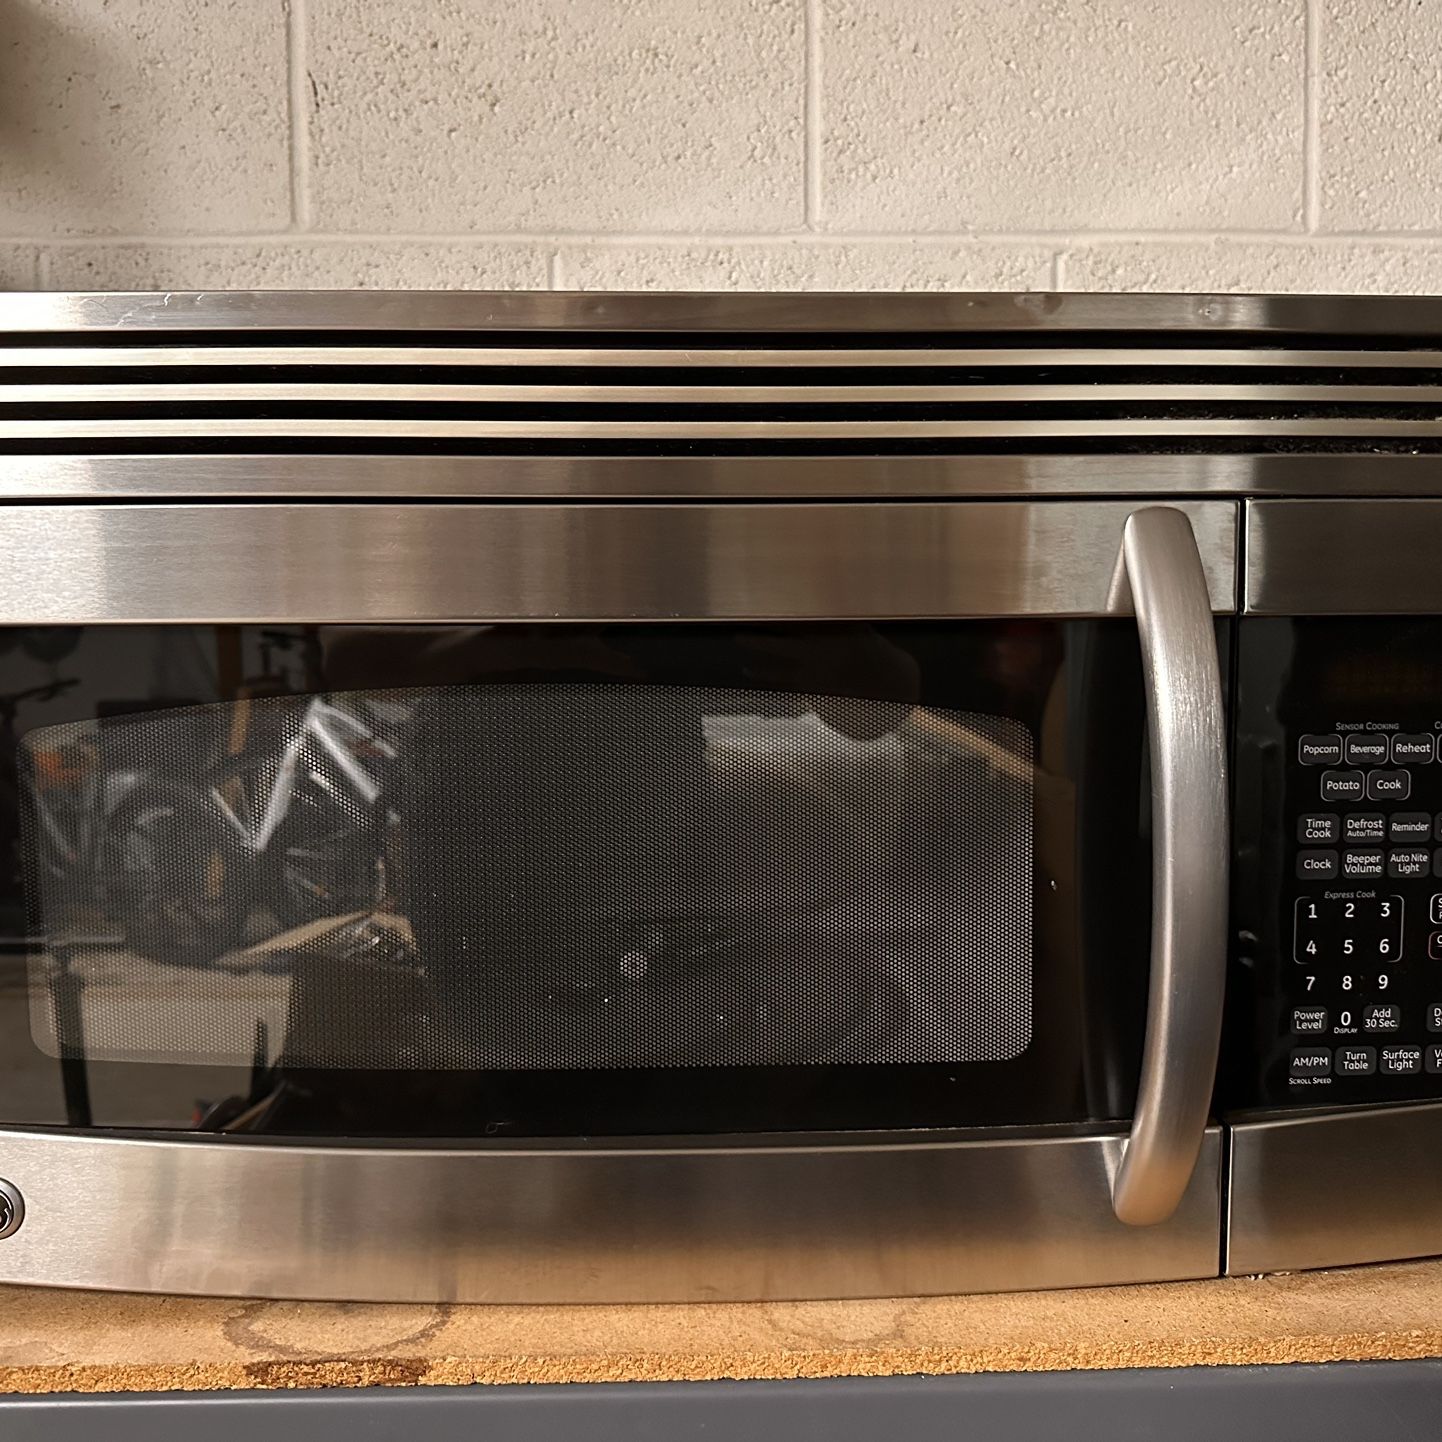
1109 506 1229 1227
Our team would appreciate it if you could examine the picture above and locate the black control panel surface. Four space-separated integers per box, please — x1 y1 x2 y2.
1229 618 1442 1111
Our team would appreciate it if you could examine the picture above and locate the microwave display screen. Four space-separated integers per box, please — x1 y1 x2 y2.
20 683 1033 1073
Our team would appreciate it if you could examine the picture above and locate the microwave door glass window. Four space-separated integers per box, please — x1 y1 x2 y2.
20 683 1034 1074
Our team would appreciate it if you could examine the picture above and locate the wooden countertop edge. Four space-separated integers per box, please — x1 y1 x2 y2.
5 1328 1442 1395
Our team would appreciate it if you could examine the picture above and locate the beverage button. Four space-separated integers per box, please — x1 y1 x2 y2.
1390 811 1433 843
1300 734 1343 766
1298 812 1340 845
1345 734 1391 765
1367 770 1412 802
1322 770 1366 803
1344 812 1386 845
1363 1003 1402 1032
1342 850 1384 879
1389 849 1431 879
1292 1006 1328 1034
1290 1047 1332 1078
1428 1003 1442 1032
1335 1045 1377 1076
1393 733 1436 765
1296 850 1339 880
1381 1045 1423 1076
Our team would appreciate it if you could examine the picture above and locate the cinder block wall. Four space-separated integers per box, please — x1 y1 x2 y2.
2 0 1440 295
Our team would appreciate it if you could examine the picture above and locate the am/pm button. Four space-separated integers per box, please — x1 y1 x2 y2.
1290 1047 1331 1078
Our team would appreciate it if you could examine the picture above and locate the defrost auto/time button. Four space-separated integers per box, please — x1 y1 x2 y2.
1344 813 1386 845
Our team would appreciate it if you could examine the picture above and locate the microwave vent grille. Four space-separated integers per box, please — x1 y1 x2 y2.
5 332 1442 454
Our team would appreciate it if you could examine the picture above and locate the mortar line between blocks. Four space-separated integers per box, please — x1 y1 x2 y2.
1304 0 1321 233
287 0 312 232
804 0 823 229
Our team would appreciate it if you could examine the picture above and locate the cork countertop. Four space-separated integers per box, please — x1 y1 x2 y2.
2 1259 1442 1395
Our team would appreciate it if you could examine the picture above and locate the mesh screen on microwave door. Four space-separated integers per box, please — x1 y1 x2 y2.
21 684 1033 1070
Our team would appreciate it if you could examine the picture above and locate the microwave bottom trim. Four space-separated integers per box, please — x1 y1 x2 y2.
0 1125 1223 1304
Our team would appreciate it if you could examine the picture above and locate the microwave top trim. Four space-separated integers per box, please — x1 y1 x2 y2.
5 289 1442 335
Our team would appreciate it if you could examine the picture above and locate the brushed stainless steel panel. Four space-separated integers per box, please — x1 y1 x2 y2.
1227 1105 1442 1274
3 289 1442 334
1246 500 1442 613
1 453 1440 501
1110 511 1229 1225
9 382 1442 404
0 1127 1223 1301
6 346 1442 370
15 382 1442 404
8 418 1442 442
0 501 1238 623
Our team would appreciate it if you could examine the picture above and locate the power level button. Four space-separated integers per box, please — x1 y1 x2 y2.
0 1179 23 1239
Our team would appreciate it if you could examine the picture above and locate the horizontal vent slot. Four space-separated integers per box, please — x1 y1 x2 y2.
6 333 1442 454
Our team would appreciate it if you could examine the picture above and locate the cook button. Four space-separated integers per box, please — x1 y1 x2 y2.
1345 734 1391 765
1290 1047 1332 1078
1393 733 1436 764
1367 770 1412 801
1363 1003 1402 1032
1300 735 1343 766
1298 813 1340 845
1322 770 1366 803
1381 1045 1423 1076
1297 850 1339 880
1335 1045 1377 1076
1390 812 1433 843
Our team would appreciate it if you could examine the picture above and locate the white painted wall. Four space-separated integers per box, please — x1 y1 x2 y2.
1 0 1440 295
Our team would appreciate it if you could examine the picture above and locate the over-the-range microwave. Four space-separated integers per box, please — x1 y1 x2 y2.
0 289 1439 1303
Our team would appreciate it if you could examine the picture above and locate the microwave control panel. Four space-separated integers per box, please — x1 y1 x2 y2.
1231 618 1442 1111
1287 728 1442 1096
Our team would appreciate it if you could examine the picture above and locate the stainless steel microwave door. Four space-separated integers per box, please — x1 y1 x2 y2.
20 683 1033 1073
